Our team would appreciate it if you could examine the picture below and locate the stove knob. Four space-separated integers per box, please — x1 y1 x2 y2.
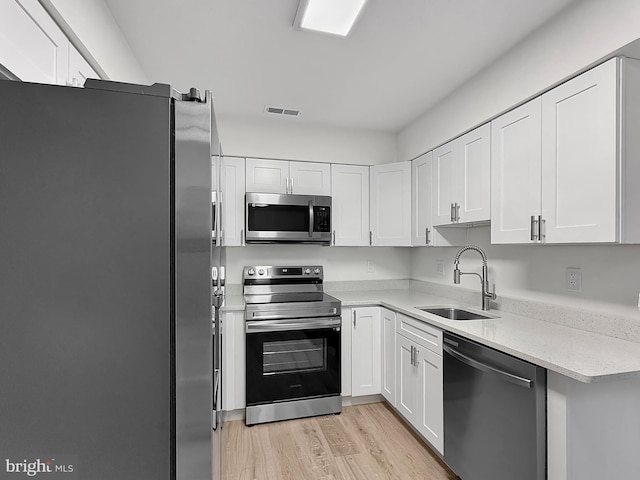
247 268 255 276
314 268 321 274
258 268 265 275
304 268 311 275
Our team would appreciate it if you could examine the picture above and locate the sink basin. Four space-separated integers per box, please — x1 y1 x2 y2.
416 306 493 321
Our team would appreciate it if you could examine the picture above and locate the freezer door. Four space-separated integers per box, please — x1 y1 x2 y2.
0 81 175 479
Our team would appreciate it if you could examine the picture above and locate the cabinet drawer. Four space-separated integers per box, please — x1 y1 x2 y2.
396 313 442 354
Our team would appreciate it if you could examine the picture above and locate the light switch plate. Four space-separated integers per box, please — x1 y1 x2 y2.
366 260 375 273
436 260 445 276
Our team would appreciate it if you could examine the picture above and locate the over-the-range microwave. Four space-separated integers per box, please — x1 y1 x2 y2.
245 192 331 245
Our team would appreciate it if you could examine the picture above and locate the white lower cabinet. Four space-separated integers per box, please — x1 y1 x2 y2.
381 308 396 406
221 310 245 412
351 307 381 397
395 313 444 454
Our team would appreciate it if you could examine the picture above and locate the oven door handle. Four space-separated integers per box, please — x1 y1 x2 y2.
246 317 341 333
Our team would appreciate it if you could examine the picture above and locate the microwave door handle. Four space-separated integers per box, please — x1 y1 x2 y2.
309 200 314 237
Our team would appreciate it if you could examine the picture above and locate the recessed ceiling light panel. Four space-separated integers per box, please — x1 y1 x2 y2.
294 0 368 37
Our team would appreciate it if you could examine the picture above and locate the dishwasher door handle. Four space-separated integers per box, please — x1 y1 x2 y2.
443 344 533 389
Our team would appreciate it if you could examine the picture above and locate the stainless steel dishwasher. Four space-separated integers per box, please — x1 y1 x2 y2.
443 332 546 480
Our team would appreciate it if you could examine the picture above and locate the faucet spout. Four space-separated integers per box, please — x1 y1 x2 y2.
452 245 497 311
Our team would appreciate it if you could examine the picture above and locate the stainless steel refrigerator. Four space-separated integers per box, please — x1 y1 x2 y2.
0 78 224 480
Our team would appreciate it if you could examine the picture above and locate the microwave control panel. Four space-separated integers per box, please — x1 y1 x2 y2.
314 206 331 232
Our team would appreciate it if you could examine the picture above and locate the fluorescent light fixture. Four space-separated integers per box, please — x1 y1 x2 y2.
294 0 368 37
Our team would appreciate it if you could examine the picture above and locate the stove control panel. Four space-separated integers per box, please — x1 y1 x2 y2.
243 265 324 281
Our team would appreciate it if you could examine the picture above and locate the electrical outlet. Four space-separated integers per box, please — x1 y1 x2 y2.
436 260 445 276
566 267 582 292
367 260 375 273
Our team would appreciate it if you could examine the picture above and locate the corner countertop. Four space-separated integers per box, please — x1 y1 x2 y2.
220 288 640 383
330 288 640 384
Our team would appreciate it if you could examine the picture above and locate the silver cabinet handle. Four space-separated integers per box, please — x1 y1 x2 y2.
241 229 244 246
425 228 430 245
308 200 314 238
332 230 336 246
530 216 538 241
450 203 455 222
539 215 545 242
369 231 373 246
455 203 460 222
285 177 289 194
410 345 414 366
290 176 294 194
443 344 533 388
353 310 356 328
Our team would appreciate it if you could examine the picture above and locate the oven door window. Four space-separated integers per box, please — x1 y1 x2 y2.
246 328 340 405
247 204 309 232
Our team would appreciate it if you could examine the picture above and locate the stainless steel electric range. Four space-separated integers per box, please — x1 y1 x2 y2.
243 265 342 426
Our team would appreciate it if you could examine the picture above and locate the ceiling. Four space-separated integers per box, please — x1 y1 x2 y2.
103 0 577 132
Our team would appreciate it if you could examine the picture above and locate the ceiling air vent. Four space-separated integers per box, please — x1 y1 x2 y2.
264 105 302 118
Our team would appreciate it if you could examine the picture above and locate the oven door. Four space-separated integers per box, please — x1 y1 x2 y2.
245 317 341 406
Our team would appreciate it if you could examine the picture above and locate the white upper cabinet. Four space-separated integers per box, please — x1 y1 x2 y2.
412 153 433 245
432 124 491 226
412 152 466 247
541 58 618 244
331 164 370 246
370 161 412 246
220 157 246 246
0 0 69 84
245 158 330 195
289 161 331 195
491 98 543 244
245 158 289 193
492 57 640 244
0 0 98 86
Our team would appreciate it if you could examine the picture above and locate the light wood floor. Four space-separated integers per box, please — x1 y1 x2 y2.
223 402 459 480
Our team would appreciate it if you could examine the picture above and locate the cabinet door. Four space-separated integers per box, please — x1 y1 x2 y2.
491 98 542 244
245 158 289 193
222 311 245 411
432 141 457 226
412 153 433 245
331 164 370 246
221 157 246 246
0 0 69 85
67 44 99 87
351 307 381 397
381 308 396 406
417 348 444 454
396 335 419 424
541 58 618 243
290 161 331 195
458 124 491 223
370 161 411 246
341 308 352 397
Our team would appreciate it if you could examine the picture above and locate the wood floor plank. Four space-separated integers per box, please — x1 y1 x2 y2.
223 402 459 480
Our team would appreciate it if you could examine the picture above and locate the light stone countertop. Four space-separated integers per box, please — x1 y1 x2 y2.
219 287 640 383
331 288 640 384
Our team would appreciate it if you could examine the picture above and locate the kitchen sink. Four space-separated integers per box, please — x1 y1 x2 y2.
416 306 495 321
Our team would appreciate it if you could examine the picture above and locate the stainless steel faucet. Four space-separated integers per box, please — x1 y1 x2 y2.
453 245 497 311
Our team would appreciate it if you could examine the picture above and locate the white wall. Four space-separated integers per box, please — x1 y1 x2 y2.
41 0 148 83
225 245 410 285
411 227 640 319
398 0 640 160
218 115 397 166
400 0 640 319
